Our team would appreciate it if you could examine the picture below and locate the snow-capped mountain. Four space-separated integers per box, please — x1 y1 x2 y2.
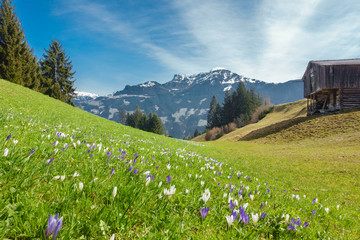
74 91 99 101
74 69 303 138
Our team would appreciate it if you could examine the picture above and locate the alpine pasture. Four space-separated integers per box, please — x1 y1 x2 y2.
1 79 359 239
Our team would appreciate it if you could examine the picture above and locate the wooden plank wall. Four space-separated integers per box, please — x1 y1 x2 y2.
342 88 360 109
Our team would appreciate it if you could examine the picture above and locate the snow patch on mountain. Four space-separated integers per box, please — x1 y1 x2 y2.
160 116 168 124
198 109 208 115
197 119 207 126
140 81 156 87
186 108 196 118
91 109 99 114
154 105 159 111
223 85 232 91
75 91 99 99
199 98 207 105
108 108 119 119
108 94 150 99
172 108 187 123
123 99 130 105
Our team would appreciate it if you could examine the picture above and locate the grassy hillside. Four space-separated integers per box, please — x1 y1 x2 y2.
1 79 359 239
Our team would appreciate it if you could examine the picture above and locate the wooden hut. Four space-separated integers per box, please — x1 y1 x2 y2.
302 59 360 115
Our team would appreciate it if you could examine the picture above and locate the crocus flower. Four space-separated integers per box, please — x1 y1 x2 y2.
312 198 317 204
127 166 133 172
47 158 55 165
260 202 264 209
29 149 35 155
200 189 210 203
110 234 115 240
73 172 80 178
166 175 172 184
60 175 65 182
312 210 316 216
112 186 117 198
45 213 63 239
6 134 12 141
304 222 309 228
229 200 235 211
251 213 259 224
164 185 176 197
256 212 265 222
325 208 329 214
79 182 83 191
3 148 9 157
133 169 139 174
200 207 210 220
111 168 115 177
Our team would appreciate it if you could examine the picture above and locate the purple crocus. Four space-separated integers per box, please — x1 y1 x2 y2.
133 169 139 174
47 158 55 165
260 202 264 209
303 222 310 228
45 213 63 239
259 212 267 221
6 134 12 141
166 175 172 184
200 207 210 220
127 166 133 172
229 200 235 211
111 168 115 177
29 149 35 155
312 210 316 217
312 198 317 204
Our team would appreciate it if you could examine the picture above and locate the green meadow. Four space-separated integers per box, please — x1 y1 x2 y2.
1 79 360 239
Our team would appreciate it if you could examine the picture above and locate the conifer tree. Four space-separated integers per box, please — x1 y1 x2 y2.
40 40 76 106
0 0 40 89
207 95 221 129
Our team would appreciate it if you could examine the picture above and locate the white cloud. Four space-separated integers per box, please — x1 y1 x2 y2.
59 0 360 84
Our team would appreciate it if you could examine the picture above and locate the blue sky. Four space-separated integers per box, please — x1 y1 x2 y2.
14 0 360 95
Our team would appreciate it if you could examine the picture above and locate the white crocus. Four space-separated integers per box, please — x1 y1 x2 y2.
251 213 259 224
109 234 115 240
325 207 329 214
164 185 176 197
185 189 189 194
337 205 340 210
243 203 249 209
13 139 18 145
3 148 9 157
200 181 205 186
112 186 117 198
60 175 65 182
79 182 84 191
52 175 60 180
250 195 254 201
225 215 235 227
200 188 211 203
73 172 80 178
285 214 290 222
145 177 151 186
158 181 163 187
167 164 171 170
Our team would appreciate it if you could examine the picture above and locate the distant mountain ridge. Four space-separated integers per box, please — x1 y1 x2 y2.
74 69 304 138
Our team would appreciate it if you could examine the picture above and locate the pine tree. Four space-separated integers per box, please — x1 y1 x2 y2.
0 0 40 89
40 40 76 106
207 95 221 129
119 108 127 124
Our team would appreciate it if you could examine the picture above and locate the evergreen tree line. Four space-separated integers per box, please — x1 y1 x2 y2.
0 0 76 105
119 106 165 135
207 81 262 129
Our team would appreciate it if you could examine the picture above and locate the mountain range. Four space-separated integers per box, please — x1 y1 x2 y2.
74 68 304 138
